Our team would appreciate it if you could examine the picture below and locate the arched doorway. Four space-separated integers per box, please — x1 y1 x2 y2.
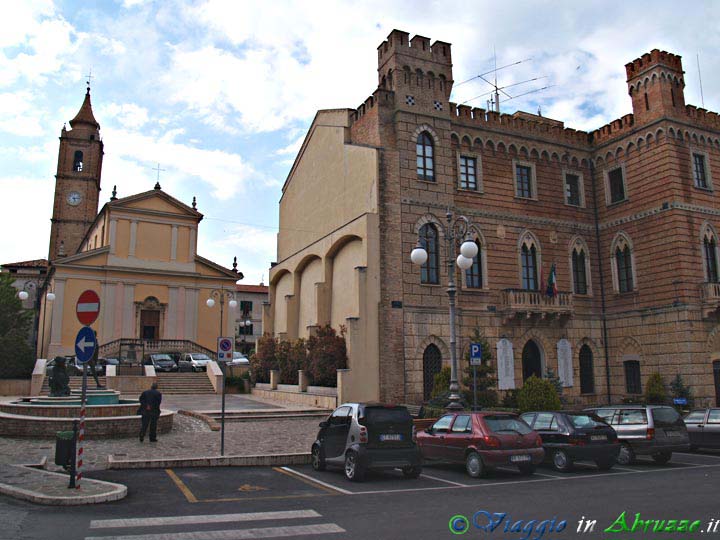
423 344 442 401
714 361 720 407
522 340 543 381
136 296 164 341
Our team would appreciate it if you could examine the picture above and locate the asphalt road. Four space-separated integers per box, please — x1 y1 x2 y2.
4 451 720 540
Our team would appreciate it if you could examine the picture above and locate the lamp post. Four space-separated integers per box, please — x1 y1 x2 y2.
206 287 237 457
411 210 478 411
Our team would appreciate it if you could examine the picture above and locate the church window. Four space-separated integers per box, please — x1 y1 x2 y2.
419 223 439 284
616 245 634 292
73 151 84 172
521 244 538 290
417 132 435 181
465 239 483 288
703 229 719 283
572 248 588 294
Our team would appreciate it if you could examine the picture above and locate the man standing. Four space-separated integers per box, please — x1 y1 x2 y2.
138 382 162 442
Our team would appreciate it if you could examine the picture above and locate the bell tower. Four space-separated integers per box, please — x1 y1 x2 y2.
48 86 104 261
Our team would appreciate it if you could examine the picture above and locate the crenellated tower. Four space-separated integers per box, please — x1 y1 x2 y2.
48 87 104 261
376 29 453 117
625 49 686 125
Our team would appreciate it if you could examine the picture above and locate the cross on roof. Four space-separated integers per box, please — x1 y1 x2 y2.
85 69 93 91
152 163 165 182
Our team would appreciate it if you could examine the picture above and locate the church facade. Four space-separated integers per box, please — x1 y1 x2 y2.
266 30 720 407
38 89 241 359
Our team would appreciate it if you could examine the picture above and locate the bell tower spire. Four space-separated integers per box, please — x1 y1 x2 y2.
48 84 104 261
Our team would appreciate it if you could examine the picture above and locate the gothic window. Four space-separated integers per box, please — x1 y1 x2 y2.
73 151 84 172
521 245 538 290
459 156 477 190
572 248 588 294
415 69 423 87
417 132 435 181
465 239 482 288
611 233 635 293
419 223 439 284
607 167 626 204
703 228 719 283
624 360 641 394
579 345 594 394
423 344 442 400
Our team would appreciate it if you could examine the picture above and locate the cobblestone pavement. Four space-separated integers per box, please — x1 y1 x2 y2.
0 415 320 471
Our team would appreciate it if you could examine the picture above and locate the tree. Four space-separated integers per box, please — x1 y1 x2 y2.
461 329 498 408
644 373 667 405
517 376 562 413
669 373 693 408
0 273 35 378
306 325 347 387
250 333 277 383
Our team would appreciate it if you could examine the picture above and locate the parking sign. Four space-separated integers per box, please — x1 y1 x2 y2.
470 342 482 366
217 337 234 361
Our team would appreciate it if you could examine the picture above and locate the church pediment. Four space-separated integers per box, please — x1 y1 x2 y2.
109 189 202 221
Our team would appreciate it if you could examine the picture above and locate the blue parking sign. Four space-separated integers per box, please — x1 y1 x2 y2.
470 342 482 366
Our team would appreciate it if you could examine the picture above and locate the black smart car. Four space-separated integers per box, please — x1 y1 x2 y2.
520 411 620 472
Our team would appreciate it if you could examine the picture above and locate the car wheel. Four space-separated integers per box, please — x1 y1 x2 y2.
465 451 485 478
552 449 574 472
401 465 422 479
344 451 365 482
518 464 536 476
595 457 615 471
311 444 326 471
651 451 672 465
617 443 635 466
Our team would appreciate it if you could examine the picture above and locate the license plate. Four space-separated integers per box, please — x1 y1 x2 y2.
379 434 402 442
510 454 531 463
666 430 683 438
591 435 607 441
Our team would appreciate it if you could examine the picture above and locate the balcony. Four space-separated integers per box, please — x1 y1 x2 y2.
500 289 574 324
701 283 720 319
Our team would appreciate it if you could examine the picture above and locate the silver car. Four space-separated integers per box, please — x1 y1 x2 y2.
182 353 212 372
585 405 689 465
684 408 720 450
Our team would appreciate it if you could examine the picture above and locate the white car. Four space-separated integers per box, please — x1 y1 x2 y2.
182 353 212 372
226 352 250 366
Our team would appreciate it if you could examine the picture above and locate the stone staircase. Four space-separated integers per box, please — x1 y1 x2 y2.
41 376 107 395
155 373 216 394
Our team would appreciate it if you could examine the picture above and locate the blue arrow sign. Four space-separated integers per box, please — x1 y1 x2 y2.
75 327 96 364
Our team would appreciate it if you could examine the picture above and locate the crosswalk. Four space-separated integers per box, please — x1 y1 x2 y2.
85 509 345 540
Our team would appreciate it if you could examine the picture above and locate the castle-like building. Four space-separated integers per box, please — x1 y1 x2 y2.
265 30 720 407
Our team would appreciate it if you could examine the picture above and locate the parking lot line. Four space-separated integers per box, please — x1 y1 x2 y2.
90 510 323 529
279 467 354 495
611 466 642 472
529 471 563 479
85 523 346 540
418 473 469 487
165 469 198 504
676 452 720 459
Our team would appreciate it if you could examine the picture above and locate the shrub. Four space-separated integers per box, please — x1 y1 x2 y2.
501 389 519 409
0 334 35 378
517 376 562 413
306 325 347 387
250 333 277 383
431 366 451 399
278 338 306 384
645 373 667 405
669 373 693 408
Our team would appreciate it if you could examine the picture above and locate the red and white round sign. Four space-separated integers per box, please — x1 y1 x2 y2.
76 290 100 326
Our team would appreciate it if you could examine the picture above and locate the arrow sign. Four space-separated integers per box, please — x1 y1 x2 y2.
75 326 96 363
76 290 101 326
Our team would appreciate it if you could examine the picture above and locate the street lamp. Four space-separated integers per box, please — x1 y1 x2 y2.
411 210 478 411
206 288 238 337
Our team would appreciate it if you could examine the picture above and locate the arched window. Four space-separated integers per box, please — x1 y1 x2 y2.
703 227 719 283
465 239 482 288
521 245 538 291
419 223 439 284
423 344 442 400
579 345 594 394
616 245 633 292
521 340 543 381
73 150 83 172
624 359 641 394
572 249 587 294
417 132 434 181
415 69 423 87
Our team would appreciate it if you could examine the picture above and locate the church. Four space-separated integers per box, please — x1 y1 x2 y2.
36 87 242 360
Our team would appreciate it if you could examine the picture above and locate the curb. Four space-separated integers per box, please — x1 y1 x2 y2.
177 409 220 431
107 452 312 469
0 466 127 506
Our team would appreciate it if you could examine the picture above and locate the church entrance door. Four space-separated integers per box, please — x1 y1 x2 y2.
141 310 160 340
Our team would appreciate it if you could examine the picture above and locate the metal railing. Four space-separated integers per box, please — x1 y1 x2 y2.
99 339 217 363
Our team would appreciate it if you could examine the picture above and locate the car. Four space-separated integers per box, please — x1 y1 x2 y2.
225 352 250 367
416 411 544 478
520 411 619 472
684 408 720 450
143 353 177 372
585 405 690 465
95 357 119 376
182 352 213 372
311 403 422 482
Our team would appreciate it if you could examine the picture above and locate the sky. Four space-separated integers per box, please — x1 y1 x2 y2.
1 0 719 285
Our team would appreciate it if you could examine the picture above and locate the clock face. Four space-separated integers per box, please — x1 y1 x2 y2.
67 191 82 206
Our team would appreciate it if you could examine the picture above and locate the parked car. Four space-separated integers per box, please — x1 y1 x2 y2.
520 411 619 472
311 403 422 482
95 357 119 375
684 408 720 450
416 412 544 478
182 352 213 372
585 405 690 465
143 353 177 372
226 352 250 367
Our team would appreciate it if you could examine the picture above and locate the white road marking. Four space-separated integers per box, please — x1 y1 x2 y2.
419 473 469 487
676 452 720 460
529 472 563 479
85 523 345 540
611 466 641 472
90 510 321 529
280 467 353 495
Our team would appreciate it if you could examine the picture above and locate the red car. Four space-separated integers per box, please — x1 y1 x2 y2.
416 411 545 477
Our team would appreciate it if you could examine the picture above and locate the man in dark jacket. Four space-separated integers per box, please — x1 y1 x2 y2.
138 382 162 442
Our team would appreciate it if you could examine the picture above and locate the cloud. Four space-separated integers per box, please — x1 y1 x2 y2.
100 102 149 129
0 175 54 262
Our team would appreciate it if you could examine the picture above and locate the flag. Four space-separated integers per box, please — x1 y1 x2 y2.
546 263 558 297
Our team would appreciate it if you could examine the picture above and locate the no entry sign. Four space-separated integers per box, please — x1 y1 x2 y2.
76 290 100 326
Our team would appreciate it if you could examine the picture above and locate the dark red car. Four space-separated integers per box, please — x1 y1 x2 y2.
416 412 545 477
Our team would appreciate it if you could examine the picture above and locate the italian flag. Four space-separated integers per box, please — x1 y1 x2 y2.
546 263 558 297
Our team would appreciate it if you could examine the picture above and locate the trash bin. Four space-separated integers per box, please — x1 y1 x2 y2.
55 430 75 467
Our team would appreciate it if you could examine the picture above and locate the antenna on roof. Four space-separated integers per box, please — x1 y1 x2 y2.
697 53 705 108
455 49 549 114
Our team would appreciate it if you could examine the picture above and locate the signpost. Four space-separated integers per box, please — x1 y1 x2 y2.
217 337 234 456
470 343 482 411
73 290 100 489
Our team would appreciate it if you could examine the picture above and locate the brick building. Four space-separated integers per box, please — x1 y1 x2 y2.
265 30 720 407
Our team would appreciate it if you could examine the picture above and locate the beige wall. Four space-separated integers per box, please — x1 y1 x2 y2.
298 258 322 337
331 239 362 329
135 222 171 261
273 273 293 335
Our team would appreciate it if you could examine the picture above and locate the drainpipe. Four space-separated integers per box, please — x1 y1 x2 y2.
590 160 612 404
